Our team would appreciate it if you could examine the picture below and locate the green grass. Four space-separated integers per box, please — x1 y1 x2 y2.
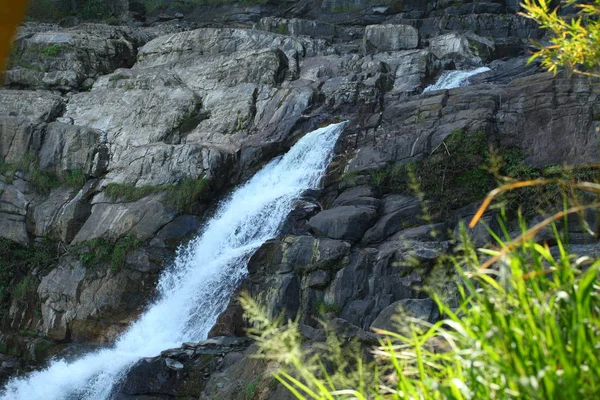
39 44 62 57
104 178 211 212
245 376 262 400
242 213 600 399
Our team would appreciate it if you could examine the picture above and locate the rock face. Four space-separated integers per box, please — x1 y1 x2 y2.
2 0 600 396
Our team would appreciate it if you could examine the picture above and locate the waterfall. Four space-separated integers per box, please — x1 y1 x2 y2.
1 122 347 400
423 66 491 93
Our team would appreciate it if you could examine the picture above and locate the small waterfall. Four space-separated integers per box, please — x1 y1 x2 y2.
423 67 491 93
1 122 347 400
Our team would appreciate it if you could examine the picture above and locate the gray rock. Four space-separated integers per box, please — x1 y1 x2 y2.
333 186 380 208
38 122 106 176
363 24 419 54
0 213 29 245
0 90 64 123
31 187 75 237
257 17 336 40
429 32 495 67
0 117 42 164
306 270 330 289
71 194 176 244
5 23 175 90
308 206 378 241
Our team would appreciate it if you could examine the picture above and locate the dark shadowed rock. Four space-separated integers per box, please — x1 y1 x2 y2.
308 206 378 241
371 298 439 333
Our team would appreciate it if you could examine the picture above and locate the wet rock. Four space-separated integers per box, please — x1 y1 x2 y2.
333 186 380 208
115 336 253 398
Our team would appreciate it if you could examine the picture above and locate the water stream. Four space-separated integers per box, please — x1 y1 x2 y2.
0 122 347 400
423 66 491 93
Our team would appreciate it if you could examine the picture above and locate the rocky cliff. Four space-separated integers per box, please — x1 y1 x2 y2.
1 0 599 398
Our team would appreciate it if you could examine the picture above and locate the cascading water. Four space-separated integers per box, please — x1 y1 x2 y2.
423 66 491 93
1 122 347 400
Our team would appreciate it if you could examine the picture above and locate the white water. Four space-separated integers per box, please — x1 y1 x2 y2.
423 66 491 93
1 122 346 400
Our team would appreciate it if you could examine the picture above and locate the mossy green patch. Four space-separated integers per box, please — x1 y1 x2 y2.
105 177 211 212
0 154 87 193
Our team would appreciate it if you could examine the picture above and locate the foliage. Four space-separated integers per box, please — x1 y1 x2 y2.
521 0 600 77
26 0 67 21
0 239 55 302
343 129 492 218
105 177 211 212
242 212 600 399
78 234 142 272
78 0 112 20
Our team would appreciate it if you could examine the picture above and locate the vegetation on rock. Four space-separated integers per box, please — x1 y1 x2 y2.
0 238 55 303
104 177 211 212
242 214 600 399
78 233 142 272
0 154 87 193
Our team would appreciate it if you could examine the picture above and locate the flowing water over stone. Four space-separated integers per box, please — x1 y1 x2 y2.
0 122 346 400
423 67 491 93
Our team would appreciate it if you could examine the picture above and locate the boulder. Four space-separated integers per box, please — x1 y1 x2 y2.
362 195 421 244
333 186 380 208
308 206 378 241
71 193 176 244
429 32 495 67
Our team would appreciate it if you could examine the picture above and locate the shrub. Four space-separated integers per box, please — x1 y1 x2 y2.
521 0 600 77
0 239 55 302
78 0 112 20
27 0 67 21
